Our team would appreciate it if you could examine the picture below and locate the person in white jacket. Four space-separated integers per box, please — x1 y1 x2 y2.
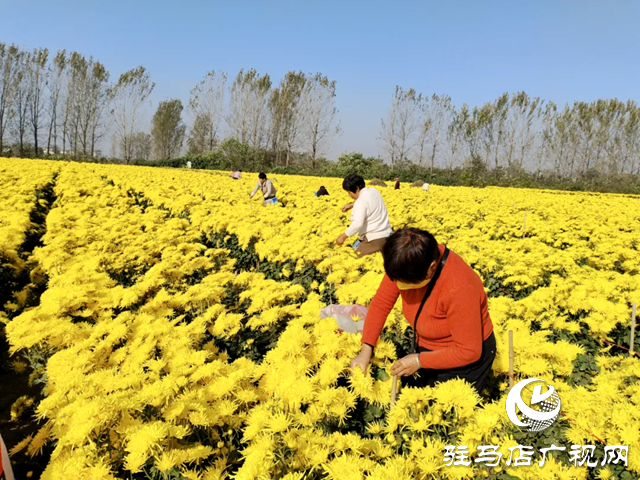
336 174 393 256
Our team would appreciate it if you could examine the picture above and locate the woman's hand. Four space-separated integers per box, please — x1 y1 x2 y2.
341 202 354 213
350 344 373 374
390 354 422 377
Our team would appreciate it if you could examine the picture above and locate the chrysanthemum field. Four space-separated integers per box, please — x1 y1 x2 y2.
1 158 639 480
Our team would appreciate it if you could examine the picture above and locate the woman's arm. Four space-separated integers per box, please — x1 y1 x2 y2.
341 202 354 213
351 274 400 373
418 282 484 370
361 274 400 347
249 181 260 198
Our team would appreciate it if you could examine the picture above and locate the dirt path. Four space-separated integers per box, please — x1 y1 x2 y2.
0 339 48 479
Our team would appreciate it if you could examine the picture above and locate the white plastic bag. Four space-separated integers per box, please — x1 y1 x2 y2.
0 433 15 480
319 304 367 334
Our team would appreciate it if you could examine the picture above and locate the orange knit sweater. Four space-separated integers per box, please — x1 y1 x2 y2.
361 244 494 370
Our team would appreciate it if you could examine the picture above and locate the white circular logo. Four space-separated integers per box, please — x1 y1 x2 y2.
505 378 561 432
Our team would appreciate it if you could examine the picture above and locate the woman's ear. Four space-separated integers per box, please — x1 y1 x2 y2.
427 261 438 279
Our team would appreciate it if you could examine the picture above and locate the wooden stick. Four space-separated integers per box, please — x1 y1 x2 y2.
391 375 398 407
509 330 514 389
522 211 527 239
631 303 637 356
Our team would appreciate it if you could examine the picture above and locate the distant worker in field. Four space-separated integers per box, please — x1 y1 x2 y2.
249 172 277 205
336 174 393 257
422 183 430 191
230 170 242 180
316 186 329 197
394 177 400 190
350 228 496 395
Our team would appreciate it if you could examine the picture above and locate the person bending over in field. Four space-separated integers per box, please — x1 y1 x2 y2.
336 174 393 257
316 186 329 197
230 170 242 180
350 228 496 395
249 172 277 206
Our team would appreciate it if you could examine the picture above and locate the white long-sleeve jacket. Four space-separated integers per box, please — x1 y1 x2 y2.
344 187 393 241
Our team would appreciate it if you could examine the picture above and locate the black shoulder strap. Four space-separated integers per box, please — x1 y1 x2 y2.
411 247 450 354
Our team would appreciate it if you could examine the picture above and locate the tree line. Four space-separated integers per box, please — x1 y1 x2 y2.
380 88 640 179
0 43 341 169
2 41 640 184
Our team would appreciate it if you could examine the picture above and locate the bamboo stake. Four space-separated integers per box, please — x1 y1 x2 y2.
201 186 204 201
522 211 527 239
391 375 398 407
630 303 637 356
509 330 514 389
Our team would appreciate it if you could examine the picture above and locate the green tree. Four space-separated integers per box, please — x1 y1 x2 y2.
151 99 185 159
336 152 383 178
187 112 214 155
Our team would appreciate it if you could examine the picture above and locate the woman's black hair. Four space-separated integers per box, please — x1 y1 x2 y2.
258 172 267 180
382 228 440 283
342 174 366 193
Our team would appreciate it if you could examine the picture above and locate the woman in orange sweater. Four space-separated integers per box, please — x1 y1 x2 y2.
350 228 496 394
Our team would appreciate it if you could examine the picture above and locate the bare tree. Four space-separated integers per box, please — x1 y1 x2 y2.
108 66 155 163
12 49 31 157
272 71 307 167
519 96 542 170
476 102 494 166
491 93 509 168
301 73 340 170
130 131 152 161
535 101 556 176
27 47 49 157
65 53 110 158
87 61 110 158
188 70 226 152
46 50 67 155
447 104 468 171
423 93 453 172
416 95 431 166
379 86 421 166
619 101 640 175
464 106 481 160
0 43 22 155
227 69 271 148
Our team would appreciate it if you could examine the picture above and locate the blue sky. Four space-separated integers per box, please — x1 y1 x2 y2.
1 0 639 159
